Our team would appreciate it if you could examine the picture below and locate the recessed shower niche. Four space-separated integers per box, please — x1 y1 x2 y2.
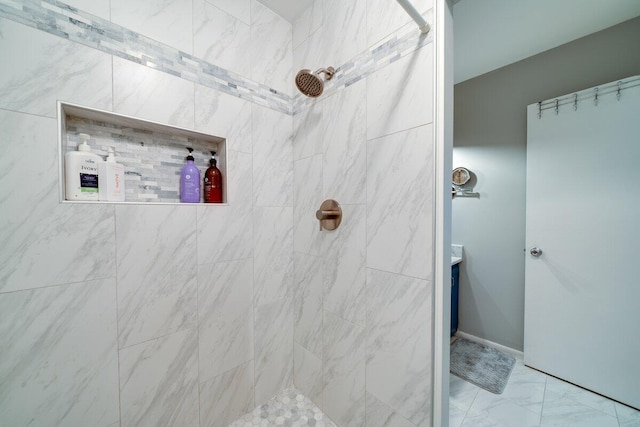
58 102 227 204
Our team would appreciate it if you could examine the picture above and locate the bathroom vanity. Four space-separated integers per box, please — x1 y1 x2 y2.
451 245 463 336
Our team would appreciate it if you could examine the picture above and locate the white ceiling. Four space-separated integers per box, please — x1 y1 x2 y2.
453 0 640 84
258 0 640 84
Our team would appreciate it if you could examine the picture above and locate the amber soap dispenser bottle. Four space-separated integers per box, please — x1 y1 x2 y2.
203 151 223 203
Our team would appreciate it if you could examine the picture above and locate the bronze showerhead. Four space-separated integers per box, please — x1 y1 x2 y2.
295 66 335 98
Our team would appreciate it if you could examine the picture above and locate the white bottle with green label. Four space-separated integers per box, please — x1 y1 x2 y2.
65 133 101 201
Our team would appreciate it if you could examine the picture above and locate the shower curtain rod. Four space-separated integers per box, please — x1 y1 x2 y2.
396 0 430 34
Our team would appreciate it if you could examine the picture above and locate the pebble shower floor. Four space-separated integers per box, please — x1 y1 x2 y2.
229 388 336 427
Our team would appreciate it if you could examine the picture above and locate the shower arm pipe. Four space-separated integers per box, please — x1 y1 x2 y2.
396 0 430 34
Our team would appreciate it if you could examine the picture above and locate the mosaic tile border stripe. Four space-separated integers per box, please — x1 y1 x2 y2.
292 10 434 115
0 0 293 114
0 0 434 117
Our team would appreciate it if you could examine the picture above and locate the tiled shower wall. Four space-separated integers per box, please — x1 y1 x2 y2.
0 0 438 426
291 0 435 426
0 0 294 426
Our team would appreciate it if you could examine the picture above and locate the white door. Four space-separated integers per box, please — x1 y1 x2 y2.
524 77 640 410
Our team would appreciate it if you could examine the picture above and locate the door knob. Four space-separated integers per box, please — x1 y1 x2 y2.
529 247 543 257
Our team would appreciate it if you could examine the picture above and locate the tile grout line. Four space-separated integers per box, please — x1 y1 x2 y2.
112 204 123 427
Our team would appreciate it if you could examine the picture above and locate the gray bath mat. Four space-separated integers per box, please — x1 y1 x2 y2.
450 338 515 394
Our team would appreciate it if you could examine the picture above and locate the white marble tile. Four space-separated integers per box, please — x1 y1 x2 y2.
195 85 253 154
465 390 541 427
323 310 366 427
250 0 293 95
0 17 112 118
498 362 546 414
366 0 433 46
111 0 192 53
113 57 195 129
366 393 415 427
616 403 640 426
293 155 323 256
540 389 618 427
0 112 115 293
194 0 252 78
252 105 293 207
366 125 433 279
224 149 254 206
322 0 366 67
460 412 516 427
449 403 468 427
197 151 253 265
366 269 432 425
293 20 328 88
619 419 640 427
0 111 113 292
0 279 119 427
197 204 253 264
294 343 323 409
65 0 111 19
115 205 197 348
119 329 199 427
198 258 253 383
294 252 323 357
293 102 324 161
323 204 366 326
366 44 434 140
253 207 294 307
293 0 323 49
254 297 294 405
449 375 480 412
0 201 116 293
323 80 367 204
545 376 616 417
199 361 255 427
207 0 251 24
0 112 56 252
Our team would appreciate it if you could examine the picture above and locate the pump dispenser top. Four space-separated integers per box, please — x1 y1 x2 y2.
78 134 92 151
105 147 116 162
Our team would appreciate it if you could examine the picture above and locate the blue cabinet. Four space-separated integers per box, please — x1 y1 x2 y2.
451 264 459 336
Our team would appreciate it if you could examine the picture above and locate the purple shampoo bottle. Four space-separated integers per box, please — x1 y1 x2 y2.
180 147 201 203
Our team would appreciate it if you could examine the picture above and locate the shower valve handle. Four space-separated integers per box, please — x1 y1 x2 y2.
316 200 342 231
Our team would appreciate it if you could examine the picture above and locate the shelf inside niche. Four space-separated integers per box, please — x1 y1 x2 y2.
58 101 227 204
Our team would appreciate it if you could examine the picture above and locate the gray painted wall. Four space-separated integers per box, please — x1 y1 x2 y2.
452 16 640 351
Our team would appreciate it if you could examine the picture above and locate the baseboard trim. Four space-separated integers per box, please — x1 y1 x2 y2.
454 331 524 360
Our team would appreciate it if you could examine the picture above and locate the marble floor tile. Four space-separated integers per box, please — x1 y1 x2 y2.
616 403 640 427
449 375 480 412
450 357 640 427
540 392 618 427
449 403 467 427
464 389 541 427
544 376 616 416
498 363 546 414
230 387 336 426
